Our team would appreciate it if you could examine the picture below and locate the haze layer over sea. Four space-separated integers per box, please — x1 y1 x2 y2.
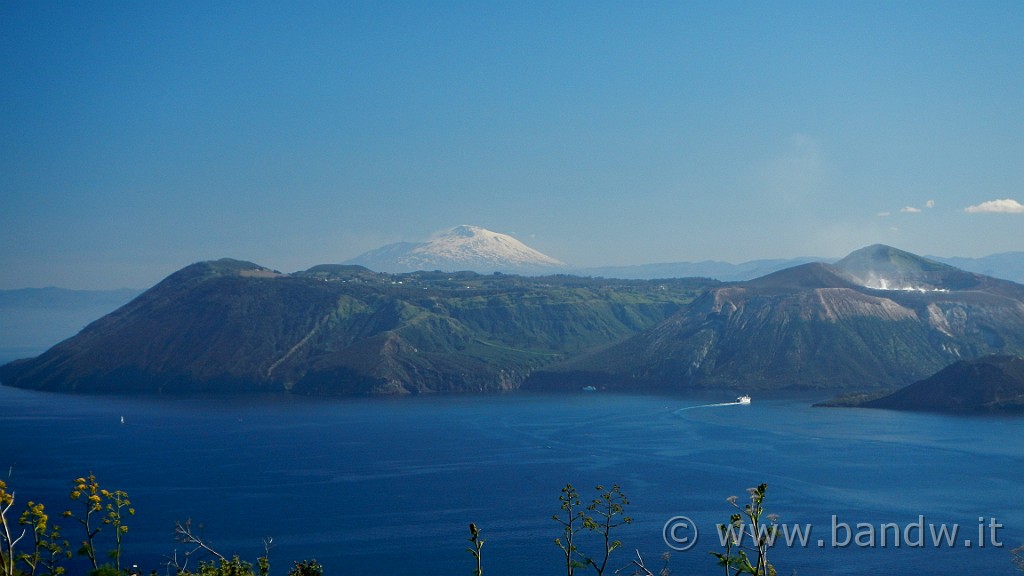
1 386 1021 575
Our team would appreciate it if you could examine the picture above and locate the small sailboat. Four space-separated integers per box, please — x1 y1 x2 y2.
120 415 125 424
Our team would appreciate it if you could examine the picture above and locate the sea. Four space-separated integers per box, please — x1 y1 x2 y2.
1 384 1022 576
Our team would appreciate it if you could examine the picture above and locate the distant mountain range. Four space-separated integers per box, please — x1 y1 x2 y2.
929 253 1024 285
344 225 1024 283
569 258 824 281
2 244 1022 398
0 287 142 362
576 253 1024 284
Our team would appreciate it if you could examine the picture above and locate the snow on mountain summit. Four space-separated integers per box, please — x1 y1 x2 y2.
412 225 564 266
345 225 566 274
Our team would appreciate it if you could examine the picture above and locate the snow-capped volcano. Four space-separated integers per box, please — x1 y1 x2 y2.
345 225 566 274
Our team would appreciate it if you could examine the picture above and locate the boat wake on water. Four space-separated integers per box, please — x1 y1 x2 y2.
674 395 751 413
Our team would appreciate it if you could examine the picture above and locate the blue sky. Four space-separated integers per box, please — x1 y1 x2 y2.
2 1 1023 289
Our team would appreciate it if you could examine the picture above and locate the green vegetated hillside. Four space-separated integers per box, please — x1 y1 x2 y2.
0 259 714 394
528 246 1024 392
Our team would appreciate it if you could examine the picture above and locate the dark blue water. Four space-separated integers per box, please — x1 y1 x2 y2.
1 386 1022 575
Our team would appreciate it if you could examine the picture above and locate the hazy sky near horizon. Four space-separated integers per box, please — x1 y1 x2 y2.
3 1 1023 289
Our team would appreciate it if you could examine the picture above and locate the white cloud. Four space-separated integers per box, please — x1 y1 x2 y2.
900 206 922 213
925 199 935 208
964 198 1024 214
877 211 891 217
